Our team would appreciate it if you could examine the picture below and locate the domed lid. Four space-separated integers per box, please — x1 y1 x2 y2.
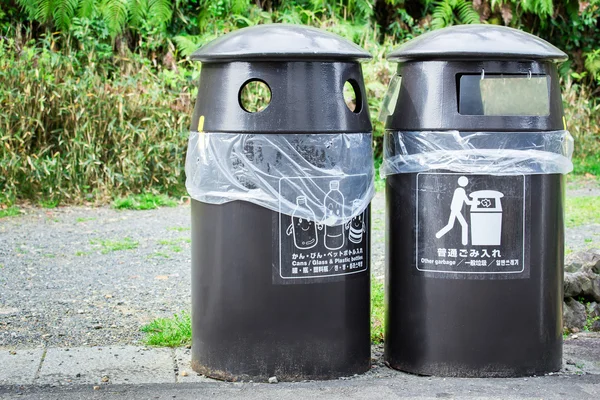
191 24 371 62
387 25 567 62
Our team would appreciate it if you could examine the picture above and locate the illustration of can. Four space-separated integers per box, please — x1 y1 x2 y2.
468 190 504 246
286 196 318 250
348 199 366 244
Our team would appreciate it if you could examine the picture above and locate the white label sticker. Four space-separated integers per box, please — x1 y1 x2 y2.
416 173 526 277
275 175 369 283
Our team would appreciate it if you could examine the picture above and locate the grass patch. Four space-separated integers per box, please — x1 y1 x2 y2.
39 199 60 209
150 251 171 259
158 237 190 253
75 251 91 256
573 155 600 177
76 217 97 223
371 278 385 344
112 193 178 211
91 237 139 254
141 312 192 347
374 157 385 192
565 196 600 228
0 206 20 218
167 226 190 232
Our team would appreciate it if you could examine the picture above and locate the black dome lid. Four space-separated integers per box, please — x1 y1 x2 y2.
387 25 567 62
191 24 372 62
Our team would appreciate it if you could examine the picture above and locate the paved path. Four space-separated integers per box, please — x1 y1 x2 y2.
0 333 599 397
2 374 600 399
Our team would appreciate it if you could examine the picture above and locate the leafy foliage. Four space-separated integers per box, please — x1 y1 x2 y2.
430 0 480 29
16 0 172 35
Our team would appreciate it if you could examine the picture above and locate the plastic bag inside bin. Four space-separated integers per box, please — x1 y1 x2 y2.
380 130 573 177
186 132 375 225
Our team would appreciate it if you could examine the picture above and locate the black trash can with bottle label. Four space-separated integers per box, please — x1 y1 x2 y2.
185 24 375 381
379 25 574 377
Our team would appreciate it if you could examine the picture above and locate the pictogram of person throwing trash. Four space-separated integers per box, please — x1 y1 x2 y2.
435 176 478 245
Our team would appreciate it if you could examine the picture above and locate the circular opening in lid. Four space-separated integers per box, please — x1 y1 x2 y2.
343 80 362 113
239 79 272 113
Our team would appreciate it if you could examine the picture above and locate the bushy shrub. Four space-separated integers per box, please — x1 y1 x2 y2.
0 38 195 204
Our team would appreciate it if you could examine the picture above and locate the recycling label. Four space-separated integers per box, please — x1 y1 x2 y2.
416 173 527 279
273 175 369 284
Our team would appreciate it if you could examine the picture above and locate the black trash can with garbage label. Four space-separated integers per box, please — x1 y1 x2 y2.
185 24 375 381
379 25 574 377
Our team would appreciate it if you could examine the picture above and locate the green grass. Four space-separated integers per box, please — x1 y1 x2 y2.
141 312 192 347
76 217 97 223
565 196 600 228
0 206 20 218
75 250 91 256
167 226 190 232
150 251 171 259
573 154 600 177
158 237 190 253
39 199 60 209
371 278 385 344
374 157 385 192
91 237 139 254
112 193 178 211
142 278 388 347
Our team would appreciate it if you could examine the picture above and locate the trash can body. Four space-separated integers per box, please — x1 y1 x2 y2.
191 200 371 381
381 26 573 377
186 25 375 381
385 172 564 377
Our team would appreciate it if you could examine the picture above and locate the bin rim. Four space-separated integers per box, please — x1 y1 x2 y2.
191 23 372 63
387 25 567 62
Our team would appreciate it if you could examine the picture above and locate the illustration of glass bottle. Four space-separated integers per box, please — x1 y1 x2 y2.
323 181 345 250
347 199 366 244
286 196 318 250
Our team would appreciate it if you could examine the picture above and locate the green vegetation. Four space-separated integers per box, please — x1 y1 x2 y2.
150 251 171 259
0 206 20 218
167 226 190 232
75 250 91 256
565 196 600 228
113 193 178 210
76 217 97 223
91 237 139 253
39 199 60 209
1 1 599 204
158 237 189 253
141 312 192 347
371 278 385 344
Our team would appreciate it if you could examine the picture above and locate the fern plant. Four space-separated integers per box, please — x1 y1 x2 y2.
16 0 172 36
430 0 480 29
490 0 553 19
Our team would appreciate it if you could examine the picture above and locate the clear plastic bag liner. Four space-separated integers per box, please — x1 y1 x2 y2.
380 130 573 177
186 132 375 225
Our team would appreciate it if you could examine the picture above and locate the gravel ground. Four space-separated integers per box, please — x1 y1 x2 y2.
0 180 598 349
566 178 600 253
0 206 193 348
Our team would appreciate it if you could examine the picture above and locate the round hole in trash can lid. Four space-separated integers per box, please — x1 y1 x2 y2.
343 80 362 113
239 79 272 113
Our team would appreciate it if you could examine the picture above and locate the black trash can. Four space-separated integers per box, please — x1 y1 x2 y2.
380 25 574 377
185 24 375 381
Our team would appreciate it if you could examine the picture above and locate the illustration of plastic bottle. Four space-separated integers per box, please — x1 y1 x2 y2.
348 199 366 244
286 196 318 250
323 181 345 250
